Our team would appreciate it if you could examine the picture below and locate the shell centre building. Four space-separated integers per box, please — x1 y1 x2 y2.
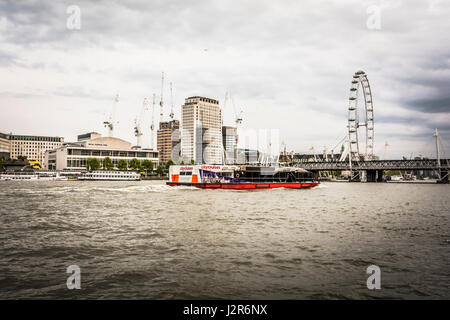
180 96 223 164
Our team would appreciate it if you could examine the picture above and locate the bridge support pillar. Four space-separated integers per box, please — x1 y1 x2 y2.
349 171 360 182
312 171 319 182
366 170 377 182
377 170 384 182
438 169 449 184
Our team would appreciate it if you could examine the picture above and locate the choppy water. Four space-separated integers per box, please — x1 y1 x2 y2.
0 180 449 299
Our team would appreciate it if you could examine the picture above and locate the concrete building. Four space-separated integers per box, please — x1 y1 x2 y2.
77 132 102 142
0 132 10 159
157 120 180 163
181 96 223 164
44 133 158 170
222 126 237 164
8 134 64 166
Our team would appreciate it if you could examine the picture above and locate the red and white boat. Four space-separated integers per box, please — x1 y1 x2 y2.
167 165 319 189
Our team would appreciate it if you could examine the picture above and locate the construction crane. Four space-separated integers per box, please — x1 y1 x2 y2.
231 94 243 126
133 98 149 148
104 94 119 137
169 82 174 120
150 93 156 150
160 72 164 123
224 92 243 126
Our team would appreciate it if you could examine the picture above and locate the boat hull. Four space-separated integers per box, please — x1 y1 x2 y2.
166 182 319 189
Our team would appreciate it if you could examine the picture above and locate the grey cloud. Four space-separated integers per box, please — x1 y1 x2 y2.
0 50 16 66
408 97 450 113
52 86 112 101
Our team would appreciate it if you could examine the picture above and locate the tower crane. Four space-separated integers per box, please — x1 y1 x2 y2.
169 82 174 120
160 72 164 123
103 94 119 137
224 92 243 127
150 93 156 150
231 94 243 126
133 98 149 148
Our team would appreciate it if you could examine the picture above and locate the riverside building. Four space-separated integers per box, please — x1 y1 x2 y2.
6 134 64 165
181 96 223 164
44 133 158 170
157 120 180 163
0 132 10 159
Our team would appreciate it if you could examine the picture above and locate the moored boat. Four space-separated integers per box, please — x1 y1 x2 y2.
167 165 319 189
0 171 67 181
78 170 140 181
0 172 39 181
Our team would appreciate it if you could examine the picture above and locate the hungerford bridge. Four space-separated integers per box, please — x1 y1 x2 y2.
300 158 450 183
285 71 450 183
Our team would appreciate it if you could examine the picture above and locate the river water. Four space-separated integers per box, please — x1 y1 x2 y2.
0 180 448 299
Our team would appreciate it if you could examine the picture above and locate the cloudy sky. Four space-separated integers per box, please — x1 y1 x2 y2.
1 0 449 159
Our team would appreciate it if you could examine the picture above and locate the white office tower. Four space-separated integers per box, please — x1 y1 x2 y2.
181 96 223 164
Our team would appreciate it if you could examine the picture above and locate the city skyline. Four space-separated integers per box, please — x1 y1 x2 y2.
1 0 450 159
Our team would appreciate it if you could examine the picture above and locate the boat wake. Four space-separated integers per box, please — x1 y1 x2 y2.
313 184 328 189
5 183 198 195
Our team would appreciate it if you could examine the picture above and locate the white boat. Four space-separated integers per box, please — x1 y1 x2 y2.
78 171 140 181
0 171 67 181
0 173 39 181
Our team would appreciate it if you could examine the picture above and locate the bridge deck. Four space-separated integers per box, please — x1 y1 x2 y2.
295 159 450 171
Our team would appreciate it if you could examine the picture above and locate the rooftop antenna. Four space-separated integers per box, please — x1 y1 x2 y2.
169 82 174 120
150 93 156 150
160 72 164 123
104 94 119 137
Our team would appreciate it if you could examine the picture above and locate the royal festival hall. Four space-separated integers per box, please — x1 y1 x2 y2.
44 132 158 170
